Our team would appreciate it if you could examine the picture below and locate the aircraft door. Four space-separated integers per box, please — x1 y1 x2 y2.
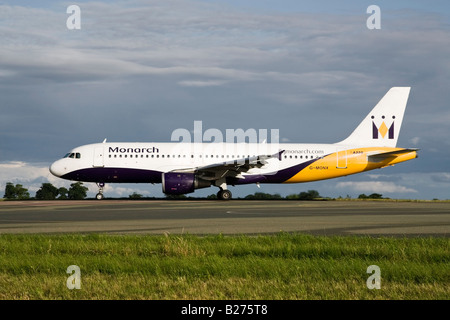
336 149 347 169
93 147 105 167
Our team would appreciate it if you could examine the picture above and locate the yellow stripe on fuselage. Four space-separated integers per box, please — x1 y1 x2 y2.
284 147 417 183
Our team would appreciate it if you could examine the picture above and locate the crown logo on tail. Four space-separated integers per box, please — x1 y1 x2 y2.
372 115 395 139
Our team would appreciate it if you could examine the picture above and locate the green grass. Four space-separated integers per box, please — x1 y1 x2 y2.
0 233 448 299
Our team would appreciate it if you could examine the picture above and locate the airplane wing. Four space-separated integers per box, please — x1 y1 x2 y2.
367 148 419 162
173 150 285 181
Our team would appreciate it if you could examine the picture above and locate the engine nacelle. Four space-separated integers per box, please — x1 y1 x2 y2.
162 172 212 195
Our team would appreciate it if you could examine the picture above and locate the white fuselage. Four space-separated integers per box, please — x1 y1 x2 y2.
49 87 418 199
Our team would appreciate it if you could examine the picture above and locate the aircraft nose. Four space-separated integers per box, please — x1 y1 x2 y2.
49 160 67 177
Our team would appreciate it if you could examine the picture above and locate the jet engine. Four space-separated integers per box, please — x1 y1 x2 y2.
162 172 212 195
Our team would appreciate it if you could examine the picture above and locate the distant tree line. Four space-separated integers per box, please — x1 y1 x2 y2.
286 190 321 200
116 190 327 200
2 181 390 201
3 183 30 200
3 182 88 200
357 193 388 200
242 190 321 200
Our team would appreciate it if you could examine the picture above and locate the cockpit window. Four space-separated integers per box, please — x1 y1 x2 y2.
64 152 81 159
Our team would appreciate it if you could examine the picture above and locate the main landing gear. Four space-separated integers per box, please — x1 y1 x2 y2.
217 189 232 200
215 179 232 200
96 182 105 200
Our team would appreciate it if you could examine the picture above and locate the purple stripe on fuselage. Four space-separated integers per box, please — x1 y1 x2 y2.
262 158 317 183
61 167 162 183
61 158 322 185
229 158 319 185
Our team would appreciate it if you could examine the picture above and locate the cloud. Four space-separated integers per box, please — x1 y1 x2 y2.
1 2 448 99
178 79 229 87
0 161 51 182
410 137 420 145
5 2 447 90
430 172 450 183
336 181 418 194
0 161 60 194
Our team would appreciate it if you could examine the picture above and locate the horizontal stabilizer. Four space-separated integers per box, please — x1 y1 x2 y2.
367 148 419 162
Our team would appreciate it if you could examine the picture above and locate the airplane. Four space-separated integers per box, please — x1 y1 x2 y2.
49 87 418 200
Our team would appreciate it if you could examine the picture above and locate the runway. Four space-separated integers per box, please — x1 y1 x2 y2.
0 200 449 237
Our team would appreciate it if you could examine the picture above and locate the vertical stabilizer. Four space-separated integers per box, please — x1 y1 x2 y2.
338 87 411 147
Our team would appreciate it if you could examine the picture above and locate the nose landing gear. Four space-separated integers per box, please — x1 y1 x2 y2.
96 182 105 200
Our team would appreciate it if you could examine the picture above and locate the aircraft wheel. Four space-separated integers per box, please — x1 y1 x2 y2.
96 193 104 200
217 189 232 200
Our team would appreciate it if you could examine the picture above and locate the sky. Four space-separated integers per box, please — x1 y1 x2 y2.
0 0 449 199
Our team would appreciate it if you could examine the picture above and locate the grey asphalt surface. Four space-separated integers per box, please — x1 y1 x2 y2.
0 200 449 237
